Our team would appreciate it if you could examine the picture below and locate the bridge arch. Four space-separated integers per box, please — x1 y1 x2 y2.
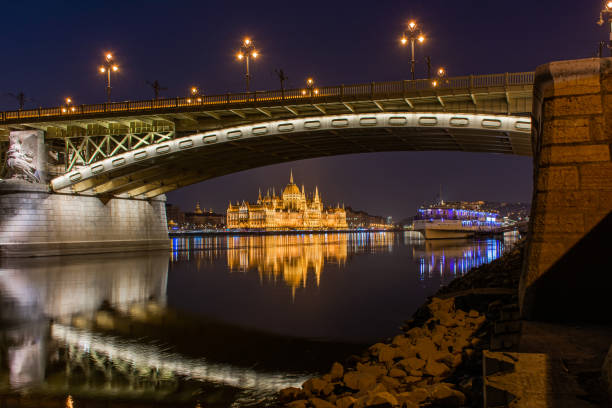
51 112 531 198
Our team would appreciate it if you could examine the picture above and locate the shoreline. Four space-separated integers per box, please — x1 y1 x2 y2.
277 240 612 407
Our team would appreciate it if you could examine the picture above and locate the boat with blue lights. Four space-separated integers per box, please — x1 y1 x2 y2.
413 200 502 239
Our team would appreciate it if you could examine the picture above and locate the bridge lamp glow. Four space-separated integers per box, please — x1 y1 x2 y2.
237 52 244 60
418 35 425 43
244 38 251 46
408 21 417 30
607 1 612 10
191 87 199 95
251 51 258 58
112 65 119 72
237 37 258 91
105 53 113 61
401 19 426 80
99 67 106 73
65 98 72 105
400 37 408 45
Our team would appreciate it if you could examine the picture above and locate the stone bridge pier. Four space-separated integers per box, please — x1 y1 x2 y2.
0 129 169 256
520 58 612 323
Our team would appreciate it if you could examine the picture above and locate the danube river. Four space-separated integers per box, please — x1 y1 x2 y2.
0 231 520 407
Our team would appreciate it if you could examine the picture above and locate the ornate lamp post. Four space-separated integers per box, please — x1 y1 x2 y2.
598 1 612 56
61 97 76 113
432 67 447 87
189 86 203 103
400 21 425 80
301 77 319 97
99 53 119 103
236 38 258 92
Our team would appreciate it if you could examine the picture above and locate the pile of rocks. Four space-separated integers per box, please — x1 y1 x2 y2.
278 297 487 408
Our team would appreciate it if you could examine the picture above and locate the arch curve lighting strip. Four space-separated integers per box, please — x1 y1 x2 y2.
51 112 531 192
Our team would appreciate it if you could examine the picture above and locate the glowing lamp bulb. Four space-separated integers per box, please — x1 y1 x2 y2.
112 65 118 71
71 107 75 112
244 38 251 45
191 87 198 94
438 68 445 76
307 78 313 85
432 80 438 87
418 35 425 43
301 90 307 95
99 67 106 73
408 21 416 30
62 108 67 113
65 98 72 104
251 51 258 58
400 37 408 45
106 53 112 60
237 53 244 60
314 89 319 95
607 0 612 9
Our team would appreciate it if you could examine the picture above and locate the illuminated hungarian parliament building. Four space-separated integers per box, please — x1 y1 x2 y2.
226 172 348 230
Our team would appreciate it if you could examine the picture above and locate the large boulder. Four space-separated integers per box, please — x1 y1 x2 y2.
388 367 407 378
424 360 451 377
414 337 439 361
279 387 304 403
364 391 398 407
287 400 308 408
377 344 397 364
428 383 466 407
392 334 411 347
309 397 336 408
356 362 387 378
396 387 429 405
330 362 344 381
303 377 331 396
335 395 357 408
343 371 377 392
398 357 425 373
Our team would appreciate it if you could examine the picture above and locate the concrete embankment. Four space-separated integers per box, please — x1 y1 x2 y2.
278 241 612 407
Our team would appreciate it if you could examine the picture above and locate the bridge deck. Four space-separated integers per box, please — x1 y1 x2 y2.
0 72 533 140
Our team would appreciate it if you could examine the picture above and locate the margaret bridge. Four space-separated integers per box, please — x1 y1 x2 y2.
0 71 534 198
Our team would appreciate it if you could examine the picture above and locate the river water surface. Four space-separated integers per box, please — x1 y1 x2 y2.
0 232 520 407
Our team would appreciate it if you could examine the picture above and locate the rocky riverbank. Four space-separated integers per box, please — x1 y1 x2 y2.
277 240 525 408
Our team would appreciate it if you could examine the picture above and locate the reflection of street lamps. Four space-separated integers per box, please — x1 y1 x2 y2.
597 1 612 56
400 20 425 80
99 53 119 103
236 38 258 92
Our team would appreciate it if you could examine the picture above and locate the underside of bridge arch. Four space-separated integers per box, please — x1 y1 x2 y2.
52 113 531 198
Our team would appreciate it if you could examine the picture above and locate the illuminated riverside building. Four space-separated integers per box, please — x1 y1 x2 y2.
226 172 348 230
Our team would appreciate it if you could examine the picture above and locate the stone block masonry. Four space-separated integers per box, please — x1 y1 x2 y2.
520 58 612 323
0 182 170 257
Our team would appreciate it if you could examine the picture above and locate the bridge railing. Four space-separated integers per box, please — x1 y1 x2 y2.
0 72 534 123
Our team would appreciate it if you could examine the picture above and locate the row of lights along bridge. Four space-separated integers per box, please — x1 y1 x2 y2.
16 2 612 111
58 19 446 110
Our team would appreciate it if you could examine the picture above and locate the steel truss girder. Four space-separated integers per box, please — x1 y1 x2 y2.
65 131 175 171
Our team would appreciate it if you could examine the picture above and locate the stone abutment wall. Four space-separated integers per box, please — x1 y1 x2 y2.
0 183 170 257
520 58 612 323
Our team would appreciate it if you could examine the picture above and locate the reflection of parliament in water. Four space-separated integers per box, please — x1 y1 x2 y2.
226 172 348 230
226 234 349 298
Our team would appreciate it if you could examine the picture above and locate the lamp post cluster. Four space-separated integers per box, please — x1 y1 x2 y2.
92 23 444 105
598 1 612 56
400 21 426 81
236 38 258 92
99 53 119 103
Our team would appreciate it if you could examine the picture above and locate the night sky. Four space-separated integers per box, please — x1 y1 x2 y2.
1 1 605 220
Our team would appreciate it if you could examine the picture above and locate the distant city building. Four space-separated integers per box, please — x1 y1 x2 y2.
166 203 185 227
344 206 392 229
226 172 347 230
185 202 225 229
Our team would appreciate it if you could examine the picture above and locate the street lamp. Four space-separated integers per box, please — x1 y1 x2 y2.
431 67 447 88
236 38 258 92
99 53 119 103
301 77 319 97
61 97 76 113
189 86 203 103
400 20 426 80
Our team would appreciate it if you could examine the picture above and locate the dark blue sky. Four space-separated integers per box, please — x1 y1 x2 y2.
1 1 606 219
